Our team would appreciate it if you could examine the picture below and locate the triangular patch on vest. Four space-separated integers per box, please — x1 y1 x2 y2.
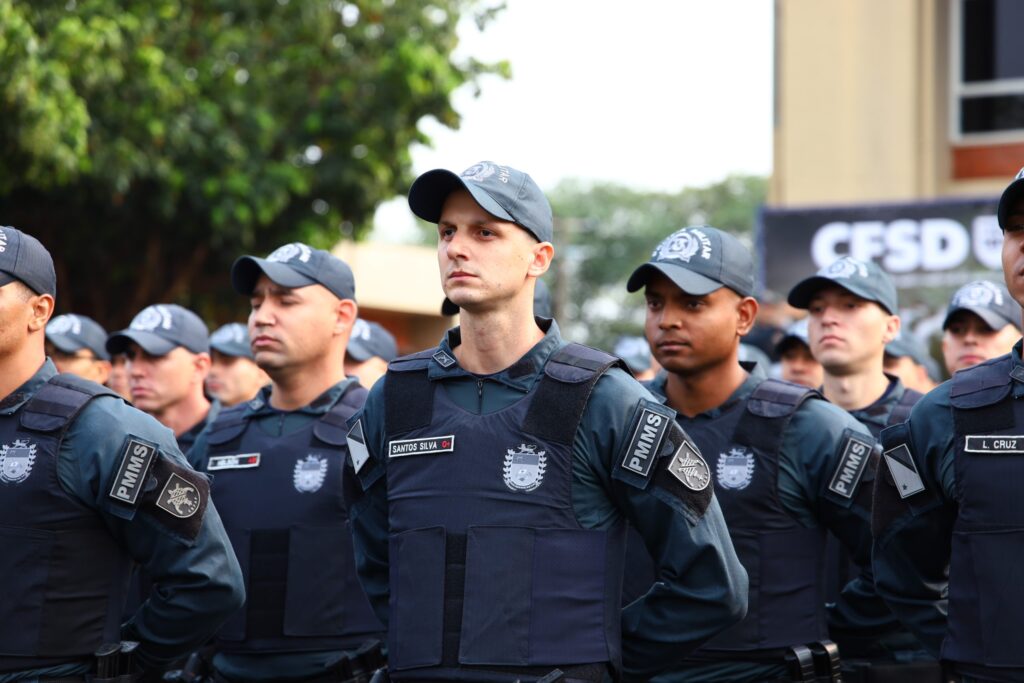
882 443 925 499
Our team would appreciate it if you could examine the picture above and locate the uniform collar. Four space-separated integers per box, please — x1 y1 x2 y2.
426 317 563 394
848 373 903 425
242 377 359 417
0 360 58 415
646 360 765 419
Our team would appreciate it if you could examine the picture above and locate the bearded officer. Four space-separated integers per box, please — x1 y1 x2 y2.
345 161 747 683
0 226 243 682
626 226 875 682
873 168 1024 683
188 242 384 682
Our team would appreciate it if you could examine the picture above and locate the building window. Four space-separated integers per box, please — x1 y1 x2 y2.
951 0 1024 142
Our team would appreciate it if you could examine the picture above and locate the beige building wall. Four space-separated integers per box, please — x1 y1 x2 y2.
771 0 1011 207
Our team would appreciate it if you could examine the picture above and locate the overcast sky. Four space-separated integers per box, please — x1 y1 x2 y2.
372 0 775 241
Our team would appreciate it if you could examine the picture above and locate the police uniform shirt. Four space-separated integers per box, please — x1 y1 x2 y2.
347 319 748 682
644 365 878 683
0 360 244 682
874 340 1024 682
847 374 920 438
188 379 378 683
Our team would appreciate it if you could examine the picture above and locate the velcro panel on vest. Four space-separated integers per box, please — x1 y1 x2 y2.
246 529 290 641
389 526 446 669
20 375 116 433
734 379 819 453
314 384 368 446
523 344 625 446
951 357 1016 435
886 389 923 428
384 350 438 436
204 406 249 447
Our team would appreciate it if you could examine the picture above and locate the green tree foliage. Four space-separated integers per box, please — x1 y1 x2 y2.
0 0 505 324
546 174 767 350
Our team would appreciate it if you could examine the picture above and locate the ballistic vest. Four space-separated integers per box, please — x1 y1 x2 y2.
382 344 627 681
0 374 129 672
202 382 382 653
946 353 1024 670
694 378 829 654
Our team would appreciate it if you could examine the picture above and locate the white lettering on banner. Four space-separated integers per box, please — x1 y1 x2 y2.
811 217 992 273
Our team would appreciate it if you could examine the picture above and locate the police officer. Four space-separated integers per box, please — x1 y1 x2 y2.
774 318 823 389
788 258 939 680
0 226 244 682
188 242 384 682
107 305 216 452
873 168 1024 683
626 226 875 682
940 279 1021 376
441 276 553 318
346 162 747 683
884 333 938 394
207 322 269 408
45 313 113 384
344 318 398 389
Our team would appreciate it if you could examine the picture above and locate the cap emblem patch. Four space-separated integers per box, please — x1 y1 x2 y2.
461 162 496 182
131 305 174 332
954 281 1002 308
654 228 712 263
48 314 82 336
820 256 868 280
267 242 312 264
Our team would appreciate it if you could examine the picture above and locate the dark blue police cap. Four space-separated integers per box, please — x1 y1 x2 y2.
885 332 940 381
943 280 1021 332
613 335 653 375
209 322 253 359
346 319 398 363
46 314 110 361
409 161 553 243
788 256 898 314
106 304 210 356
626 226 755 298
232 242 356 301
774 318 811 356
0 226 56 297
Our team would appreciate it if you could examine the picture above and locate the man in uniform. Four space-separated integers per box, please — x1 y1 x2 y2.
873 168 1024 683
344 318 398 389
346 162 747 683
940 279 1021 376
188 242 384 682
45 313 113 384
788 257 939 679
626 226 877 682
107 304 215 452
884 333 938 394
0 226 244 681
207 322 269 408
774 318 823 389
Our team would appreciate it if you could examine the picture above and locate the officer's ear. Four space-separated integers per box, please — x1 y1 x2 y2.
882 314 901 345
527 241 554 278
26 291 55 333
192 352 212 382
736 296 759 337
333 298 358 338
90 359 112 386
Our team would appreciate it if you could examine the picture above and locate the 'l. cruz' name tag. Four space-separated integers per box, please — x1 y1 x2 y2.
388 435 455 458
964 435 1024 454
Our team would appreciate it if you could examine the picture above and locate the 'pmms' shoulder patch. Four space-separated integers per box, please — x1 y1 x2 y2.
621 407 671 478
109 438 157 505
882 443 926 499
828 433 875 499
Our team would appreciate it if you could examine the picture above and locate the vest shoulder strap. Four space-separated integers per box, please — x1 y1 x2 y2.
523 343 627 446
205 403 250 446
388 347 443 373
886 388 923 427
384 348 438 435
951 354 1016 434
314 382 369 446
734 378 821 453
21 374 118 433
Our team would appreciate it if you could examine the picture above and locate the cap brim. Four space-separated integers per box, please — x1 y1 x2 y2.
787 275 892 312
0 272 15 288
942 306 1011 332
626 262 724 296
440 297 459 316
210 341 253 359
106 330 177 357
408 169 517 227
46 333 84 354
346 339 373 362
999 178 1024 229
774 334 808 356
231 256 318 296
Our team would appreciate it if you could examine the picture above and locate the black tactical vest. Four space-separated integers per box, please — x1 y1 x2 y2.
0 374 129 673
694 379 829 653
946 354 1024 669
381 344 627 681
201 382 382 653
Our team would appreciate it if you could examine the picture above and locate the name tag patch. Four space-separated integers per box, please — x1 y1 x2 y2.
207 453 261 471
964 435 1024 454
828 434 874 498
882 443 926 499
109 438 157 505
388 435 455 458
621 407 670 478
